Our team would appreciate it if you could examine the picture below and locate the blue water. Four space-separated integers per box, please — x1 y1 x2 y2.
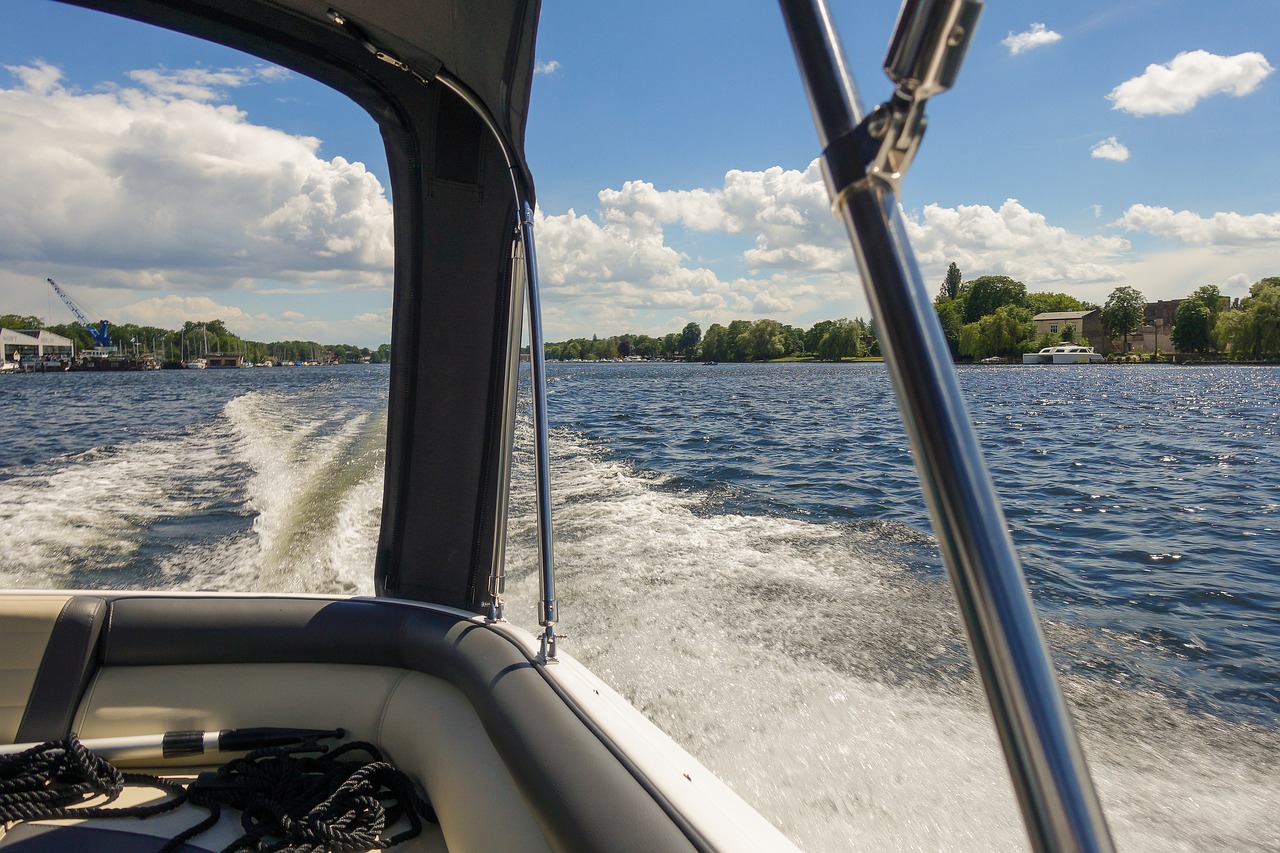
542 361 1280 726
2 361 1278 850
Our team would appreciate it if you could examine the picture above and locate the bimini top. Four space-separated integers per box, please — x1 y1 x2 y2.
62 0 544 611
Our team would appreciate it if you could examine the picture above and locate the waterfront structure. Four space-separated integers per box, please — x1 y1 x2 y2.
0 328 76 364
1031 310 1113 354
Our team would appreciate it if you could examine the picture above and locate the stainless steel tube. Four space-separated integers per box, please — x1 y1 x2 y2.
519 201 559 661
778 1 1115 850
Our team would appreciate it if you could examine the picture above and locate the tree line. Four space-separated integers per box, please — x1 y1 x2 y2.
543 317 880 363
933 262 1280 360
0 314 391 364
1170 277 1280 358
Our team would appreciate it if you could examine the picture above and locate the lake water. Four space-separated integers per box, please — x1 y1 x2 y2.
1 361 1277 850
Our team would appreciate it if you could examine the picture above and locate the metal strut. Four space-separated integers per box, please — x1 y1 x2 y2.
322 9 560 659
519 201 559 663
778 1 1115 851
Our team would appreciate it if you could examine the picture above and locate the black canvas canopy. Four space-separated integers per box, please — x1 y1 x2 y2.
60 0 543 611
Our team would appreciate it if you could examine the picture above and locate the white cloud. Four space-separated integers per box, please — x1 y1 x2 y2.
1002 24 1062 56
533 161 864 336
534 60 561 75
120 293 389 344
0 62 393 293
1114 205 1280 245
904 199 1130 284
123 294 261 328
1090 136 1130 162
126 65 290 102
533 163 1150 337
1108 50 1274 116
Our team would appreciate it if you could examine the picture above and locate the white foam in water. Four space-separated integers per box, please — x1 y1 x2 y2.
178 391 383 594
0 423 240 589
0 390 386 595
502 427 1280 852
3 387 1276 850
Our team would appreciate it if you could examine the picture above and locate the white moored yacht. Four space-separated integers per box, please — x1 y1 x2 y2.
1023 344 1105 364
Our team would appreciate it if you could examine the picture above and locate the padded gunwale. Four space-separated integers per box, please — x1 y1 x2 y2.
98 595 700 853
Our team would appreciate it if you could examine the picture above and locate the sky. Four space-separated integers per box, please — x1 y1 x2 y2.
1 1 1278 348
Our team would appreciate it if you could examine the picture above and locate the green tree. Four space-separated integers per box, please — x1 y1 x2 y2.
1025 292 1094 315
939 262 962 302
815 318 863 361
1218 277 1280 358
1171 300 1212 353
958 305 1033 360
933 298 963 358
803 319 836 354
1101 286 1146 352
725 319 752 361
679 322 701 355
961 276 1028 323
0 314 44 330
700 323 728 362
739 319 786 361
780 324 806 356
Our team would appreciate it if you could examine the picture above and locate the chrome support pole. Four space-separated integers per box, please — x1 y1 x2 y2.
778 1 1115 851
519 202 559 663
486 236 530 624
323 15 561 654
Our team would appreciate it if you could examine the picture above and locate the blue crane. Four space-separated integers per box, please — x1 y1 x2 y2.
46 278 111 348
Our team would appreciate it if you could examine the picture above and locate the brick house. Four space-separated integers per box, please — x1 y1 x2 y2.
1031 310 1114 354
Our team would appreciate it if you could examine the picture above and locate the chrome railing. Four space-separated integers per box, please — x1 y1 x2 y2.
777 1 1115 850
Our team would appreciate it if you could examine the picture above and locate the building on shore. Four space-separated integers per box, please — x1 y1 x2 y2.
1 328 76 365
1030 310 1115 354
204 352 246 368
1033 300 1197 355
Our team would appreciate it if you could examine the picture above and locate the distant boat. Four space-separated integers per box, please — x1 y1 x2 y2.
185 358 207 369
1022 344 1104 365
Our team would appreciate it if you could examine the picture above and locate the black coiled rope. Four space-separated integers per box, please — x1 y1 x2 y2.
1 736 435 852
166 739 435 852
0 736 187 822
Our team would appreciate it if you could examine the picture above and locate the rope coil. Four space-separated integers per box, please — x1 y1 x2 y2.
0 735 435 852
0 736 186 823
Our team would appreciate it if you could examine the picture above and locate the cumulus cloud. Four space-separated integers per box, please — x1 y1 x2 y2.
1002 24 1062 56
1114 205 1280 245
1108 50 1274 116
532 160 868 334
125 65 289 102
125 294 262 328
534 60 561 75
0 62 393 292
1090 136 1130 162
903 198 1130 284
120 293 388 344
533 163 1145 335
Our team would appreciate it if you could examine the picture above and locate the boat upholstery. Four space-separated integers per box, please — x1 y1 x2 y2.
0 594 702 853
15 596 106 744
0 596 69 744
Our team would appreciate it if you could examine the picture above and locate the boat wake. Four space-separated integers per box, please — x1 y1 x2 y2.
2 386 1276 850
0 390 384 596
500 424 1280 852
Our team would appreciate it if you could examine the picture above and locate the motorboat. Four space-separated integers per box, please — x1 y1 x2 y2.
184 358 207 369
1022 344 1105 365
0 1 1114 851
